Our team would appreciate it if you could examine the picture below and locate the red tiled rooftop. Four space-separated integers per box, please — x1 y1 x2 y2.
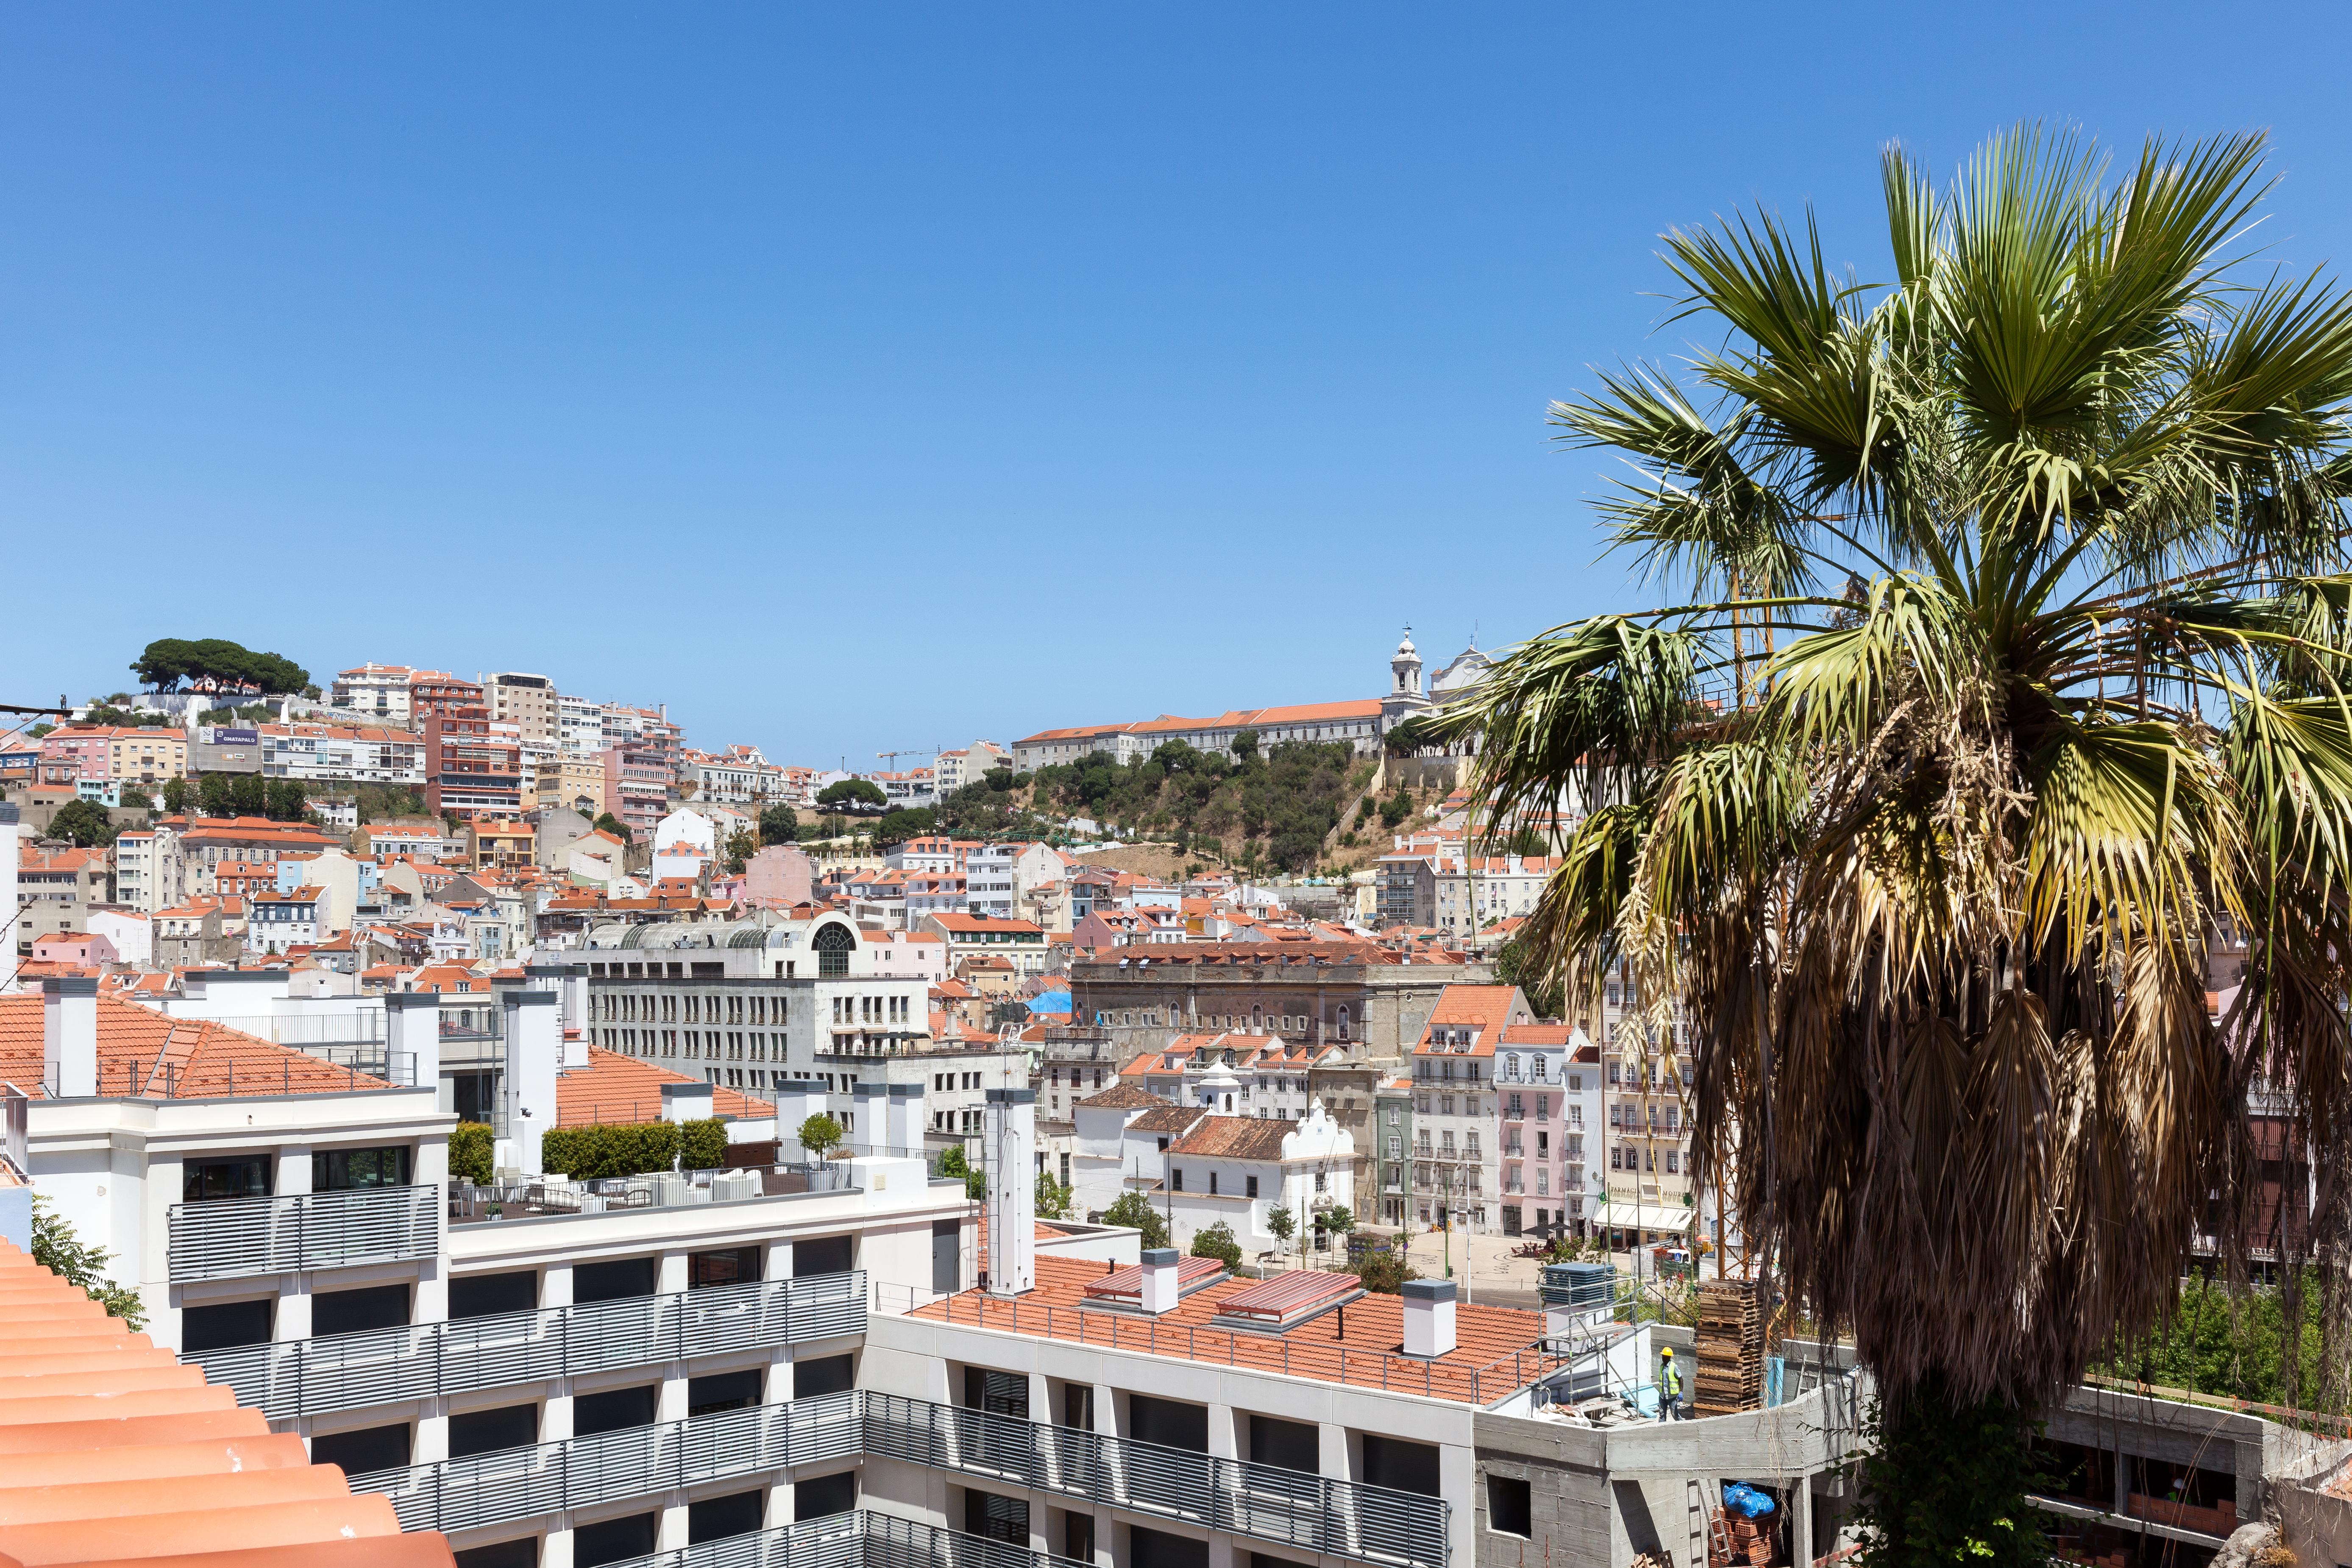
0 994 396 1100
910 1254 1553 1405
0 1238 456 1566
555 1047 774 1126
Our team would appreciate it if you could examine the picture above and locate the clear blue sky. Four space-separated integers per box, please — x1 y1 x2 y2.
6 4 2350 766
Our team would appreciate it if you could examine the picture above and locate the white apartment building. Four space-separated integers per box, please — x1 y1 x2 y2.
1429 855 1559 941
1489 1025 1603 1239
262 722 430 786
1598 963 1698 1249
686 746 785 806
930 742 1007 795
11 979 971 1568
334 662 421 724
963 846 1018 921
112 825 185 914
559 693 604 756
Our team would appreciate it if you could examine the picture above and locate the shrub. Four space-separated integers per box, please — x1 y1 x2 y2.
539 1118 729 1178
449 1121 495 1184
1101 1191 1170 1249
1191 1220 1242 1271
1350 1248 1420 1295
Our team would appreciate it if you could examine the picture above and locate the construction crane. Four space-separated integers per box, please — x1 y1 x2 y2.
874 748 932 769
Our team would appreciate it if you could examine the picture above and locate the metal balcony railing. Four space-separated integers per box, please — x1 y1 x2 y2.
861 1392 1449 1568
189 1271 866 1420
352 1389 862 1535
167 1183 440 1282
603 1509 1090 1568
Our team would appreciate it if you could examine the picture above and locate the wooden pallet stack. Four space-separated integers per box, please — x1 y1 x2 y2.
1692 1278 1766 1415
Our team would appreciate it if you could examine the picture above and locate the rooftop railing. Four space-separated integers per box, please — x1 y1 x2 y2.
352 1387 862 1536
864 1391 1449 1568
884 1284 1558 1412
188 1270 866 1420
167 1183 439 1282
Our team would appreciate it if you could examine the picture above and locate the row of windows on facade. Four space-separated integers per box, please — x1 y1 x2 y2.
1094 1007 1350 1035
601 1027 785 1064
1610 1143 1687 1173
1167 1167 1329 1199
1405 1128 1583 1157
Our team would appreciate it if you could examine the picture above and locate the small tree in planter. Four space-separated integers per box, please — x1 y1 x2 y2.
1266 1204 1297 1264
797 1113 846 1160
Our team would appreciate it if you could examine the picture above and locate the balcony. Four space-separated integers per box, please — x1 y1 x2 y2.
189 1271 866 1421
606 1510 1083 1568
354 1388 862 1535
863 1391 1449 1568
168 1184 439 1283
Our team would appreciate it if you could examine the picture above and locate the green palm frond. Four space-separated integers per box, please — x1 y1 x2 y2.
1471 122 2352 1416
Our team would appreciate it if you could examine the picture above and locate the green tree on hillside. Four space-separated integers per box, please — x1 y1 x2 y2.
131 638 308 694
816 779 886 811
47 799 120 847
758 804 799 845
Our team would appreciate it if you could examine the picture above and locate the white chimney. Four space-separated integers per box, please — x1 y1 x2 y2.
1138 1247 1180 1315
384 992 442 1106
853 1082 888 1153
984 1087 1035 1297
503 989 561 1177
1401 1278 1457 1358
43 977 97 1099
773 1081 827 1154
887 1082 925 1153
0 805 17 994
662 1080 715 1125
527 962 591 1066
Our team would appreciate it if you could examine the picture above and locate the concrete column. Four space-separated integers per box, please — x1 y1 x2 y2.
657 1370 688 1424
541 1529 575 1568
764 1237 793 1281
414 1259 448 1325
1319 1421 1349 1478
413 1412 449 1464
657 1251 689 1295
542 1262 573 1309
657 1501 690 1551
274 1279 312 1341
542 1392 574 1442
276 1145 314 1195
766 1357 793 1403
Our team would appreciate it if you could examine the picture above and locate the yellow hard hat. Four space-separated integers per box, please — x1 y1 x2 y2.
1660 1348 1673 1358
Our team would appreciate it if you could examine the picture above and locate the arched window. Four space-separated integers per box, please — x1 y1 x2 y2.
1336 1005 1350 1040
811 921 855 978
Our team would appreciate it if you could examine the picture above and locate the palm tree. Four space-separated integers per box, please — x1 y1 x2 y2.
1433 126 2352 1552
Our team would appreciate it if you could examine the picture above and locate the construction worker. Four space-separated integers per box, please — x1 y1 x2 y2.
1659 1347 1684 1420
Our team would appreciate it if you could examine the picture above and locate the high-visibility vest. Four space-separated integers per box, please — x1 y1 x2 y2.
1661 1362 1682 1397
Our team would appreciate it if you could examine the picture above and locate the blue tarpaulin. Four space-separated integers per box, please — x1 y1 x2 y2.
1029 991 1073 1014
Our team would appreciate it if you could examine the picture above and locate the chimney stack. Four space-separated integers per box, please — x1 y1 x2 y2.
772 1081 827 1155
887 1082 925 1153
42 978 97 1098
1401 1278 1457 1358
1138 1247 1180 1315
853 1082 888 1153
384 992 443 1106
527 963 592 1066
503 989 560 1176
984 1087 1036 1297
662 1080 716 1125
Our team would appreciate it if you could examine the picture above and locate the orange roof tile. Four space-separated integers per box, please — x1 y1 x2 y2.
555 1047 774 1125
0 1238 456 1566
0 994 395 1100
910 1253 1549 1406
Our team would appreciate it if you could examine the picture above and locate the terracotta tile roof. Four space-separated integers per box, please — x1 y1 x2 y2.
1127 1104 1207 1135
1165 1114 1292 1162
1497 1023 1576 1044
0 1237 457 1566
1074 1083 1162 1111
0 994 395 1100
1427 983 1525 1030
909 1254 1550 1406
554 1047 774 1126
